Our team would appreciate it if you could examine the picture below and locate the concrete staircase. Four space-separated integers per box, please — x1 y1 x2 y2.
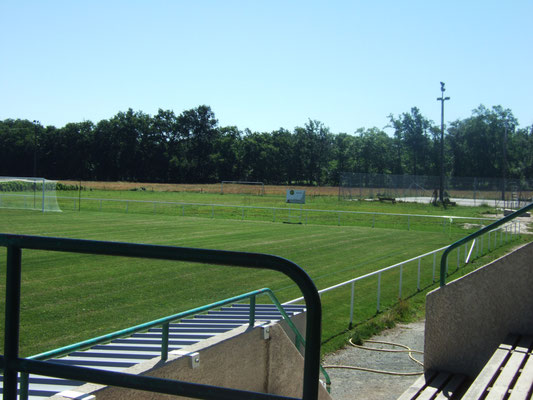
0 304 306 399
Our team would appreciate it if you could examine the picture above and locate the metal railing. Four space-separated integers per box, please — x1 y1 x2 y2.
285 221 520 328
0 233 322 400
50 195 498 230
440 202 533 286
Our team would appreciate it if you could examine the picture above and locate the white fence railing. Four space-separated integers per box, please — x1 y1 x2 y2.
284 222 521 328
45 195 499 231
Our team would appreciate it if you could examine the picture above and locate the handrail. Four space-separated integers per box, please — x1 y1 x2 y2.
0 233 322 400
440 202 533 286
28 288 271 361
23 286 330 394
285 245 450 305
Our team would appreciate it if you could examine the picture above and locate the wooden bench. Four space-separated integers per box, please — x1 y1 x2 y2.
397 372 466 400
378 196 396 204
398 334 533 400
462 334 533 400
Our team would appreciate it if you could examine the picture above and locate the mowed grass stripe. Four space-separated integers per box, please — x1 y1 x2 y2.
0 209 464 356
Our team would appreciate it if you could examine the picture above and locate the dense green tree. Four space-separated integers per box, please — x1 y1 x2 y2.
176 105 220 182
447 105 518 178
389 108 433 176
1 104 531 186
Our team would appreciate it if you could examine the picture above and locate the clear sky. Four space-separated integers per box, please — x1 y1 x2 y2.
1 1 532 134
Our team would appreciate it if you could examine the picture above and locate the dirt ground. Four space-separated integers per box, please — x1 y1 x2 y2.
59 180 340 196
323 321 425 400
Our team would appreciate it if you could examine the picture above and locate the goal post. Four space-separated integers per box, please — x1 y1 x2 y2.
0 177 61 212
220 181 265 195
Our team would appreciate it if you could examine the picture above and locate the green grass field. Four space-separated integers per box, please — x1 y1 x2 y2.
49 189 501 236
0 191 528 357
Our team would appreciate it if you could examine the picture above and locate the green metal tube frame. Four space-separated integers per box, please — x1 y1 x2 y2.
0 233 323 400
440 202 533 286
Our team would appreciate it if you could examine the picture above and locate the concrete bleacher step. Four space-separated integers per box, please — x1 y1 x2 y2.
0 303 305 399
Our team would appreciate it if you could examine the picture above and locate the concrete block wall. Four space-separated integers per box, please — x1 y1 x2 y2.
424 241 533 377
52 317 330 400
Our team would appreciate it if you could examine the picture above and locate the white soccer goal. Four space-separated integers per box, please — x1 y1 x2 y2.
220 181 265 195
0 177 61 212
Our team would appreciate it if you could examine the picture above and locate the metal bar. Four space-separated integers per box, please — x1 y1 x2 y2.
18 358 297 400
54 196 499 222
440 202 533 286
41 178 45 212
417 259 421 291
30 288 270 361
285 245 450 303
376 273 381 312
465 239 476 264
0 234 322 400
263 290 331 391
432 252 436 283
349 281 355 328
399 265 403 299
20 372 29 400
456 247 460 270
161 323 169 362
249 295 256 328
3 245 22 400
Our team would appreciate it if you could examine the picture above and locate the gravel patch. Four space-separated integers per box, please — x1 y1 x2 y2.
323 321 425 400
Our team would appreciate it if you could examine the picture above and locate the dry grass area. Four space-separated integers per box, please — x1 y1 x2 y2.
59 181 340 196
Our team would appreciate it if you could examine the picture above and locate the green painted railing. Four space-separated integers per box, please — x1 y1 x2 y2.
0 233 323 400
440 202 533 286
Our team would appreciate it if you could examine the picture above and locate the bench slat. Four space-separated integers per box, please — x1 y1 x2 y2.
508 336 533 400
434 374 467 400
486 336 533 400
396 373 435 400
416 372 451 400
461 334 518 400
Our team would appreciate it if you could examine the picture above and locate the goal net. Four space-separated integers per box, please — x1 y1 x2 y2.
220 181 265 195
0 177 61 212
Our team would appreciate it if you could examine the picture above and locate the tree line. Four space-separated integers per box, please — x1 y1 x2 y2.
1 104 531 185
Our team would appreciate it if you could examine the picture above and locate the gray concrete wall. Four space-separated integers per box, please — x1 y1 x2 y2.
52 317 330 400
424 241 533 377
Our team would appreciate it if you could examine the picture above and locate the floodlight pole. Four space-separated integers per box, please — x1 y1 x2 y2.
437 83 450 203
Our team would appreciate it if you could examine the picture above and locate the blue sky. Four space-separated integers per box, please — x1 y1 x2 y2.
1 1 532 133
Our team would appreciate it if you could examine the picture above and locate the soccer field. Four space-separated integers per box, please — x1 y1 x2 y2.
0 207 517 356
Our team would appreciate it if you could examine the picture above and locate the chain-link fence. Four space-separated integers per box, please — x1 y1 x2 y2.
339 173 533 208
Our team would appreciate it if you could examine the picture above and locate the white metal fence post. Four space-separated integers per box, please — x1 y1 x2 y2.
377 273 381 312
349 282 355 328
432 252 436 283
417 259 421 291
399 265 403 299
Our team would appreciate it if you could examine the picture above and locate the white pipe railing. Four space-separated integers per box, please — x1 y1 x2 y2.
48 195 499 230
284 222 520 327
